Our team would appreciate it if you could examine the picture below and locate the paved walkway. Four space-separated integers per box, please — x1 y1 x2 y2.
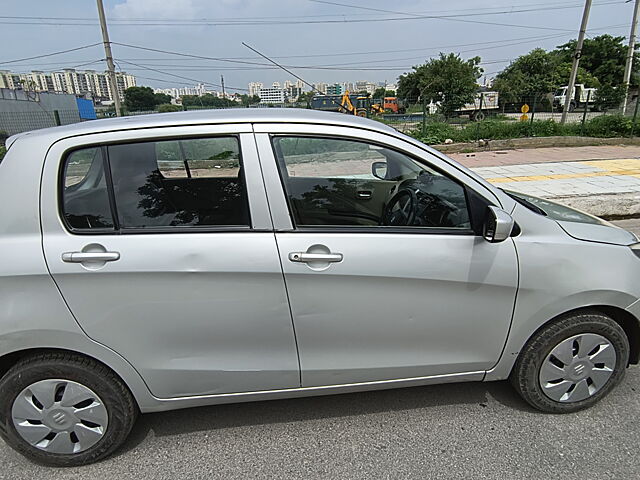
452 145 640 168
470 158 640 198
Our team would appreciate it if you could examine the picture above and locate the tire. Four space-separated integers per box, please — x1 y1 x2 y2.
0 352 138 466
510 311 629 413
473 111 485 122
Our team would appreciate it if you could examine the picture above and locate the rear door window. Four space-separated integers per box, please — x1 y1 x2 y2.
60 137 251 233
62 147 115 231
108 137 249 229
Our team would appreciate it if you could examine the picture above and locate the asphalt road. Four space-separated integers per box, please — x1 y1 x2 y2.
1 219 639 479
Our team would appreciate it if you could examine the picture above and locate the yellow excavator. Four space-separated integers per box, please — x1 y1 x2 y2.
337 91 384 116
310 91 384 116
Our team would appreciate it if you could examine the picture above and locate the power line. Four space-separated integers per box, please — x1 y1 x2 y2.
0 43 102 65
2 24 627 71
305 0 623 31
117 60 248 91
0 1 625 29
0 1 612 22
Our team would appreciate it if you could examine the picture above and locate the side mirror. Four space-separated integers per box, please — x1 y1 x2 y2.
483 206 515 243
371 161 388 180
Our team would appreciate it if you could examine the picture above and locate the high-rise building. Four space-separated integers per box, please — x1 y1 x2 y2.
0 69 136 102
248 82 263 96
355 81 377 95
257 86 286 104
313 82 328 94
326 83 345 95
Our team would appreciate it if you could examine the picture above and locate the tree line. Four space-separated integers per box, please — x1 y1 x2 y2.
397 34 638 116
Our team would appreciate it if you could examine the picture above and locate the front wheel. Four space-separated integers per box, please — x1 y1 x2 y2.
510 312 629 413
0 353 138 466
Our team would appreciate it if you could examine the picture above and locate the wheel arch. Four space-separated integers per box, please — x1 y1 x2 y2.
0 347 154 412
486 302 640 382
518 305 640 367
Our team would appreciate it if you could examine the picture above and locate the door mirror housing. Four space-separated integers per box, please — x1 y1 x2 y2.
371 161 387 180
483 206 515 243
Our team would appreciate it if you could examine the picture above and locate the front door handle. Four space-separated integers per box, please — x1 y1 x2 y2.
289 252 343 263
62 252 120 263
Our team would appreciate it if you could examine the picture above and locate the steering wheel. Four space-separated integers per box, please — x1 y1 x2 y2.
382 188 417 226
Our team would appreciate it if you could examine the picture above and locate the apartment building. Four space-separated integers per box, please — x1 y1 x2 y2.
0 69 136 103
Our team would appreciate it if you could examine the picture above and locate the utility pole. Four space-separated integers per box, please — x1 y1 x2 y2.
221 75 226 99
96 0 122 116
622 0 640 115
561 0 592 124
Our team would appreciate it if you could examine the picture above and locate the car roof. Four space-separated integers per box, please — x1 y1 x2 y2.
6 108 398 148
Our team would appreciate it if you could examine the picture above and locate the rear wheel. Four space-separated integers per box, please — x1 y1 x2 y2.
510 312 629 413
472 110 485 121
0 353 137 466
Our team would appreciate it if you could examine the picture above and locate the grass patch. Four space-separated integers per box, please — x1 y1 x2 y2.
408 115 636 144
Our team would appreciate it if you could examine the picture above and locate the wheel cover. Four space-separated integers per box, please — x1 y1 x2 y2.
11 379 108 455
539 333 616 403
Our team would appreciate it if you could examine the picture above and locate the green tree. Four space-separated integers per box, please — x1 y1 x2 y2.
492 48 597 103
124 86 157 111
593 84 625 112
157 103 182 113
372 88 396 99
239 94 261 106
397 53 482 117
154 92 172 105
181 94 236 108
297 91 315 108
555 34 638 87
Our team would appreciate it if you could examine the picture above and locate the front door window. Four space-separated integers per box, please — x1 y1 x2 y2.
272 136 471 230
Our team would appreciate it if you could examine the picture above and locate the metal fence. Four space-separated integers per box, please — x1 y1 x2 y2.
380 91 640 142
2 92 640 142
0 109 82 136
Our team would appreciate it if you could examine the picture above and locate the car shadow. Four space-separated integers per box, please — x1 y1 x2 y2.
117 380 535 456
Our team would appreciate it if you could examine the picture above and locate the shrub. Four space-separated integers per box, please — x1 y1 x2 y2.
582 115 632 137
411 122 459 144
0 146 6 161
409 115 640 144
157 104 182 113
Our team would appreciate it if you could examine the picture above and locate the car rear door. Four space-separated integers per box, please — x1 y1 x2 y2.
41 124 300 399
254 123 518 388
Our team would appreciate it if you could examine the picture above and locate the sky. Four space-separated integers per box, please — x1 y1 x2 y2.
0 0 634 93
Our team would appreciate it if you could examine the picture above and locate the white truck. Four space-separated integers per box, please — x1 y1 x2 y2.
426 91 500 120
456 91 499 121
553 84 597 112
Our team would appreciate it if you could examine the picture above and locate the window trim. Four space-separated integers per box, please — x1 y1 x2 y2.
269 133 479 236
58 134 253 235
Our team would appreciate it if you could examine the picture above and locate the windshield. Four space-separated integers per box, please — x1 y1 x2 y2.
554 88 566 96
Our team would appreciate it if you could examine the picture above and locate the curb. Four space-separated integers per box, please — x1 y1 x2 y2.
433 136 640 154
540 192 640 219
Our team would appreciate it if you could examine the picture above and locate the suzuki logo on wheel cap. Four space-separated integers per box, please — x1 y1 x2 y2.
51 412 67 425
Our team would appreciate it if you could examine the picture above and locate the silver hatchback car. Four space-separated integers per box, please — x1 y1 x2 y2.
1 109 639 466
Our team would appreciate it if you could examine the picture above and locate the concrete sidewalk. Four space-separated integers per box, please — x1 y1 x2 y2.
451 145 640 167
447 146 640 218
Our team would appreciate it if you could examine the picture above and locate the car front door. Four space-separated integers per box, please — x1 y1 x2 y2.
254 123 518 387
41 125 300 399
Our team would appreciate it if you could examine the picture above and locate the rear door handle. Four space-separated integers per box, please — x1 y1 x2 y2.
62 252 120 263
289 252 343 263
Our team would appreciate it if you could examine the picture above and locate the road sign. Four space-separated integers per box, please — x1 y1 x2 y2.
520 114 529 122
521 104 530 114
